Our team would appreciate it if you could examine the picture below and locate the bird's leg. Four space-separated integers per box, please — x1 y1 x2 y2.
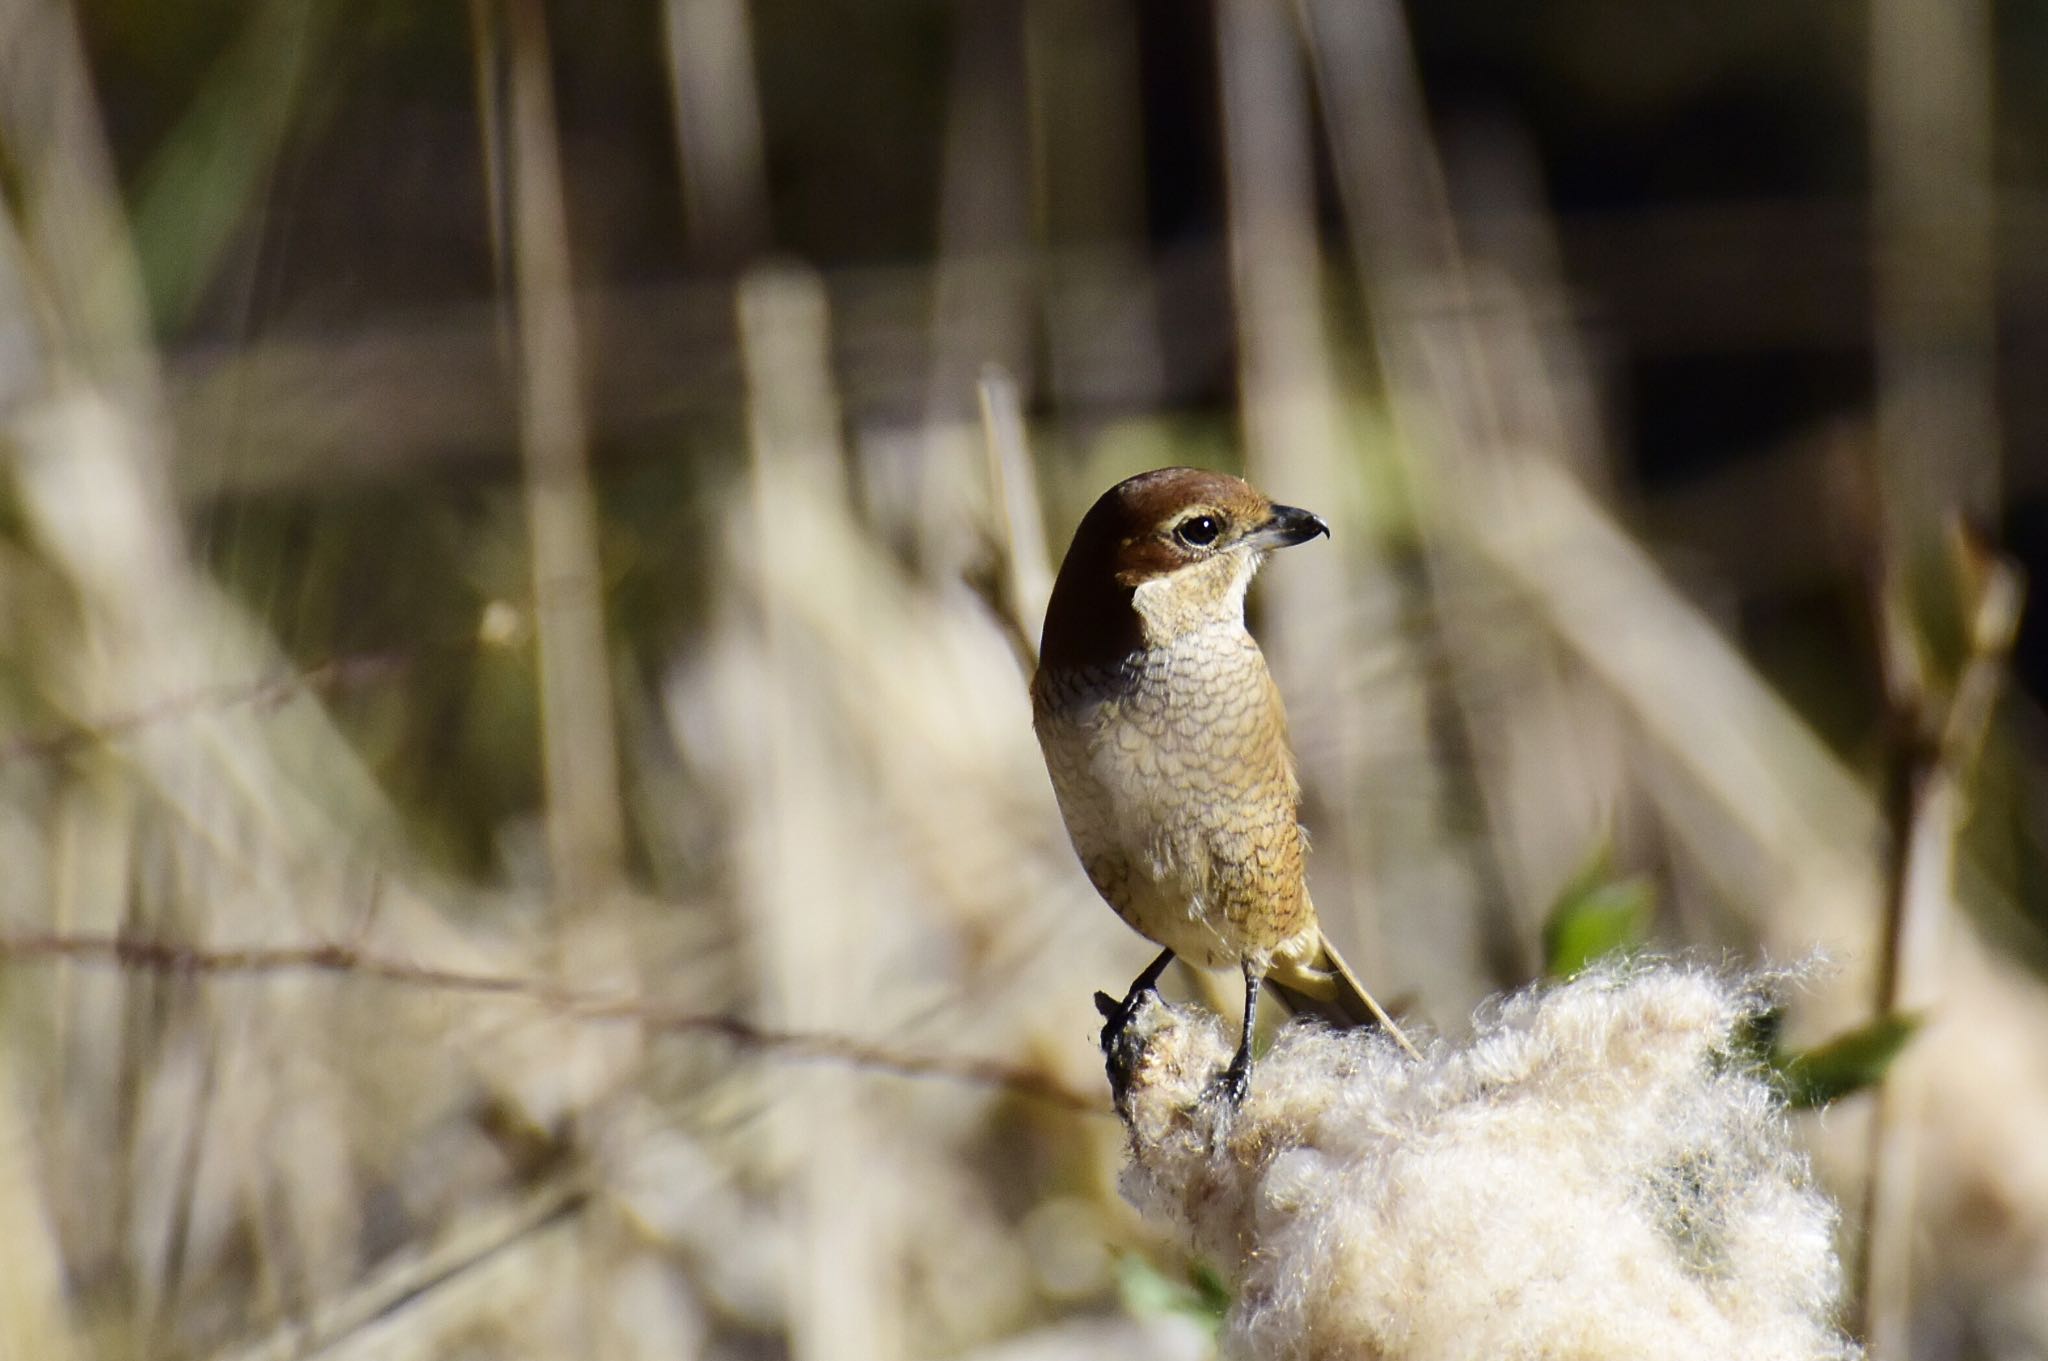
1209 960 1261 1106
1094 947 1176 1043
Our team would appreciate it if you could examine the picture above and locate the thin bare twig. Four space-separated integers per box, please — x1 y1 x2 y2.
0 931 1104 1113
1858 529 2023 1351
218 1177 587 1361
0 653 408 767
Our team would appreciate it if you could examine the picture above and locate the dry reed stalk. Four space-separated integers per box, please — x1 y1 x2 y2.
662 0 772 263
975 365 1052 663
917 0 1034 583
737 265 904 1361
0 3 409 1340
1298 0 1634 993
1021 0 1166 416
0 0 156 383
476 0 627 910
0 8 683 1351
1858 2 2000 1348
1215 0 1399 991
473 12 645 1349
699 254 1175 1351
1870 0 1999 557
0 1052 82 1361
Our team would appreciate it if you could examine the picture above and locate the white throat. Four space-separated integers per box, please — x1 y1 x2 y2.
1129 551 1262 648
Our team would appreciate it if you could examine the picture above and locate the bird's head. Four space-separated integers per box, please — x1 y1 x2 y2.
1037 467 1328 673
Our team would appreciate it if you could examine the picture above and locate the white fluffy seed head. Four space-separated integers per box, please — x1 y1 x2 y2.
1113 965 1862 1361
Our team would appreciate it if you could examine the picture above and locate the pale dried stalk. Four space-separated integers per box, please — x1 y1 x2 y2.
0 5 429 1340
0 1053 81 1361
661 0 771 262
1298 0 1628 990
1215 0 1393 984
0 0 156 386
480 0 626 907
1021 0 1165 414
975 365 1052 661
920 0 1033 581
737 267 902 1361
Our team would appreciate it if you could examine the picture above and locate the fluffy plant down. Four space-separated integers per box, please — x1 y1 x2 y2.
1106 965 1862 1361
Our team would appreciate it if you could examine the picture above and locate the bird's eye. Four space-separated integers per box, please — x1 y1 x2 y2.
1175 514 1222 548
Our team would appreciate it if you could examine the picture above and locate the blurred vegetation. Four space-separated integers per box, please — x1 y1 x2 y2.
0 0 2043 1358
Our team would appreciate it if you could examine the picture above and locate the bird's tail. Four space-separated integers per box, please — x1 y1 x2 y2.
1266 930 1422 1059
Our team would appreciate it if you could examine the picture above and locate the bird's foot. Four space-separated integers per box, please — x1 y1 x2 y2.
1094 982 1154 1051
1098 989 1160 1111
1206 1056 1252 1108
1096 950 1172 1052
1096 963 1176 1111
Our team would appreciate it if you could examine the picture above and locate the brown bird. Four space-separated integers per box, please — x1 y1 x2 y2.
1032 467 1417 1101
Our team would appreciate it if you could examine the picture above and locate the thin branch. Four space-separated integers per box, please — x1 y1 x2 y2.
1858 529 2024 1350
217 1177 587 1361
0 653 408 766
0 931 1104 1113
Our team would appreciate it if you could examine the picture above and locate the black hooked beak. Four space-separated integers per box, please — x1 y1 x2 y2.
1248 503 1331 550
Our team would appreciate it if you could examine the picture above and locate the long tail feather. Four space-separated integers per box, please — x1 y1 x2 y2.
1265 931 1422 1059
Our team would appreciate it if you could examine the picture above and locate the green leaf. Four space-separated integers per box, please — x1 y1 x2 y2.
130 0 336 331
1727 1004 1785 1071
1188 1261 1233 1320
1774 1013 1922 1109
1116 1254 1229 1332
1541 846 1654 977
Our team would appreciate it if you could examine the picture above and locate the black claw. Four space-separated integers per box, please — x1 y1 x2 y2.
1099 951 1176 1110
1097 949 1174 1050
1208 1059 1251 1108
1095 986 1150 1057
1101 1003 1157 1112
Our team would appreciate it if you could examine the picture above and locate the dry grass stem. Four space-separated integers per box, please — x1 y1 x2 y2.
1218 0 1405 993
218 1179 587 1361
480 0 628 907
0 655 408 767
661 0 772 261
975 364 1052 665
0 930 1103 1112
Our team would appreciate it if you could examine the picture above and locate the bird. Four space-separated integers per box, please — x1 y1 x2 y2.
1031 466 1417 1103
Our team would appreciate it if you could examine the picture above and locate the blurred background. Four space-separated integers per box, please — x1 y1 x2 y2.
0 0 2042 1357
